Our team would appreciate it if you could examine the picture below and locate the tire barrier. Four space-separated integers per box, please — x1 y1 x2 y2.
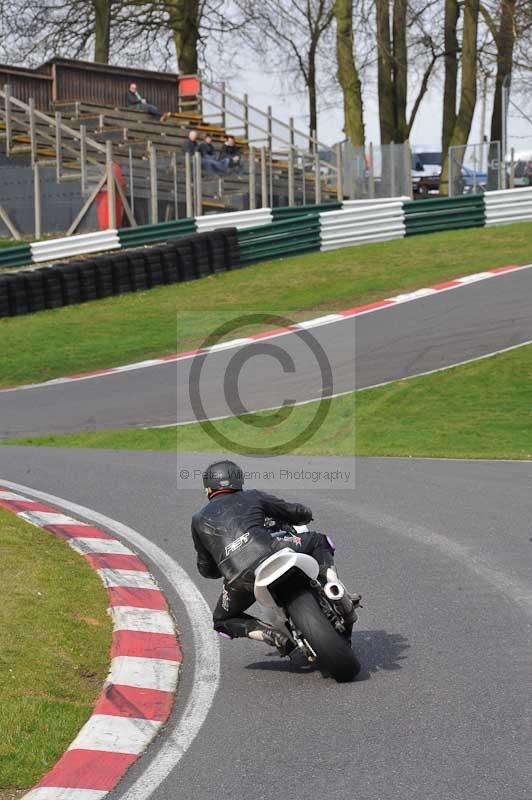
237 214 321 266
484 187 532 227
320 199 406 251
403 194 485 236
2 190 531 273
0 227 239 319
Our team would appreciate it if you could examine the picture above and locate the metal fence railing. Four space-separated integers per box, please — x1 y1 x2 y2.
340 141 412 200
448 141 503 196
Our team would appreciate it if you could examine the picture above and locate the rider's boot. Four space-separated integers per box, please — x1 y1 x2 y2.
248 625 295 657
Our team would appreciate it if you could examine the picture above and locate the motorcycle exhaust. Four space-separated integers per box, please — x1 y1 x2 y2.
323 581 345 601
323 581 358 625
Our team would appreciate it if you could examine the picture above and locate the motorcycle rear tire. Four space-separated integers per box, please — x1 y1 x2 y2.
287 591 360 683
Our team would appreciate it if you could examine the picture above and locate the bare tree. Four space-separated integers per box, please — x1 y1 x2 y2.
440 0 480 193
480 1 517 146
334 0 365 145
374 0 443 144
94 0 112 62
442 0 460 156
235 0 335 140
0 0 116 64
0 0 236 73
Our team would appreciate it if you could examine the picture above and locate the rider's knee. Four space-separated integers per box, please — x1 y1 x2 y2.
213 621 234 639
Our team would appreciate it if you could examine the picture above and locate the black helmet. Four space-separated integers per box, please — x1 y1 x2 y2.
203 460 244 494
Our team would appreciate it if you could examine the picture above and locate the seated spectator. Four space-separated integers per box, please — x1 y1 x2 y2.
183 129 199 157
126 83 170 122
220 135 244 176
199 134 226 176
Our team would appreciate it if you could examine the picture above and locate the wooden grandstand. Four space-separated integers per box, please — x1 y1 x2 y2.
0 58 341 232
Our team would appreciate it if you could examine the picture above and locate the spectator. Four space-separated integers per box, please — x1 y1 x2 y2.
126 83 170 122
199 134 226 176
183 129 200 157
220 135 244 176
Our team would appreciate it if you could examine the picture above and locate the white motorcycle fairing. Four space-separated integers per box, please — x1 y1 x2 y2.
253 547 319 608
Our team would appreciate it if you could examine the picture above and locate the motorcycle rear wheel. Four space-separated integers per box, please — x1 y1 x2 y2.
287 591 360 683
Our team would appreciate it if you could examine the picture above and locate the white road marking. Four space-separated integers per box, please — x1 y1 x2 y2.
18 510 89 526
147 337 532 429
68 536 135 556
109 656 180 692
97 568 158 590
23 790 108 800
351 503 532 617
110 607 176 635
2 262 532 395
67 714 162 754
0 479 220 800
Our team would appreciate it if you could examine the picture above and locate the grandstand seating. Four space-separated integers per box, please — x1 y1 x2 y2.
0 60 339 226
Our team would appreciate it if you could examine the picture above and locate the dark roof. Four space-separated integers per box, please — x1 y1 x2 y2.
38 57 179 82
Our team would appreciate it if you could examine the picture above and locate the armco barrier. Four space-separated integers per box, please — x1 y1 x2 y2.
237 214 321 265
320 200 405 251
403 194 485 236
196 208 273 232
484 187 532 227
2 190 532 277
118 217 197 247
0 243 32 269
31 229 121 263
0 228 239 319
272 202 342 220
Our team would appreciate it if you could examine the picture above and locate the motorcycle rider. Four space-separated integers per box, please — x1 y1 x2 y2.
191 459 358 656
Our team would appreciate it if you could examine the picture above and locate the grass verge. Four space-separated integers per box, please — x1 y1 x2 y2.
0 508 112 790
1 222 531 388
5 343 531 460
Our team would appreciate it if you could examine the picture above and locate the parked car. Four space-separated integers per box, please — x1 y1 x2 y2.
411 151 441 197
510 151 532 187
411 150 487 197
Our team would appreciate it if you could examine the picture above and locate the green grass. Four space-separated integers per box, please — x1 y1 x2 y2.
0 239 16 248
0 508 112 789
7 343 532 460
1 222 531 388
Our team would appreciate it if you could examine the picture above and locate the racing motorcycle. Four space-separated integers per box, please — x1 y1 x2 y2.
254 522 361 683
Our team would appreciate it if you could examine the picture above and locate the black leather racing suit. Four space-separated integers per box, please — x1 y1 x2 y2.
191 489 335 639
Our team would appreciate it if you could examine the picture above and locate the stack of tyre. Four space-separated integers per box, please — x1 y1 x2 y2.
0 228 239 318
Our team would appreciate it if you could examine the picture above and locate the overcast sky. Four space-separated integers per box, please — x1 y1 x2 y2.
228 64 532 156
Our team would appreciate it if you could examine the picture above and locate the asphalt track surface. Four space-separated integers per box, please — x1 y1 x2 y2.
2 266 532 437
1 447 531 800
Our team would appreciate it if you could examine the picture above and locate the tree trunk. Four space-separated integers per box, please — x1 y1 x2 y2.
392 0 408 142
440 0 480 194
442 0 459 158
165 0 200 73
93 0 111 63
308 40 318 142
334 0 364 146
376 0 394 144
489 0 516 145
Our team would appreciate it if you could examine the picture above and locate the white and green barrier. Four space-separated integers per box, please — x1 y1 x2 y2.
1 189 531 271
484 187 532 227
320 198 407 251
196 208 273 232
